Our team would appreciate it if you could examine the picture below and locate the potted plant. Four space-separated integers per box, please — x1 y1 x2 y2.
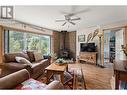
48 52 57 63
121 45 127 59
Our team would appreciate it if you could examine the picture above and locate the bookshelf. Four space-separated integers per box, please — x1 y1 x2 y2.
109 35 115 63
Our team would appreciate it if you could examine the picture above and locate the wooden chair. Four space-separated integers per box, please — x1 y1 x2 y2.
53 71 74 89
63 71 74 89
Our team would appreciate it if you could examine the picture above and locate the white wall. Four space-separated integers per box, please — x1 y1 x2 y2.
76 27 99 58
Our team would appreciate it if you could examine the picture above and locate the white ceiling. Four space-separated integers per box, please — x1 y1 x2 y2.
14 6 127 31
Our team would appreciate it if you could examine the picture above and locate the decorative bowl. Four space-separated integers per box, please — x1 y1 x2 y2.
55 62 66 66
55 58 66 65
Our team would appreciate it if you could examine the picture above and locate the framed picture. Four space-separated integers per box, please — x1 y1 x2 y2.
78 35 85 42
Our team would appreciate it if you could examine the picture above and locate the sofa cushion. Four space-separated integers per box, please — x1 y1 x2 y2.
26 51 35 62
16 78 46 90
34 52 43 62
4 52 30 63
15 57 32 67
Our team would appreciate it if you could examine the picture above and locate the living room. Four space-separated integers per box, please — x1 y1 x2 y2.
0 4 127 92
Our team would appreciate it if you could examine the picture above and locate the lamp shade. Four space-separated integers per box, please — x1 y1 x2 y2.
98 33 103 37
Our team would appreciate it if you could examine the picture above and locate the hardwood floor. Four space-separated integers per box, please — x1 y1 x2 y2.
0 60 113 90
68 62 113 90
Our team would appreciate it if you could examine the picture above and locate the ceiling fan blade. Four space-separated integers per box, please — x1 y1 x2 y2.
55 20 66 22
62 22 67 26
67 13 75 17
61 11 75 17
61 11 71 15
66 8 90 17
71 18 81 21
69 21 75 25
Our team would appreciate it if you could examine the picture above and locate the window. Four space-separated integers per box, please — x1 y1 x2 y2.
4 30 51 55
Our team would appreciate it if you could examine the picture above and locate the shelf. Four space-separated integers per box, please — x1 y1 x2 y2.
110 47 115 48
110 39 115 63
110 52 115 53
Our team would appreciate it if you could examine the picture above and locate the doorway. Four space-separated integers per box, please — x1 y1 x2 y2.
104 28 124 64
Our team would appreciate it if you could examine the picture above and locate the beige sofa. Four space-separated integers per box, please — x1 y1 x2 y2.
0 51 51 79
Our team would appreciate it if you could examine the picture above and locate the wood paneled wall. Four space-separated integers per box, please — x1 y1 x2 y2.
1 24 53 36
0 26 4 64
52 31 76 59
66 32 76 60
52 31 60 56
124 27 127 45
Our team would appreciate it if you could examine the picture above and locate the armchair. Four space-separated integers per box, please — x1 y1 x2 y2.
0 69 63 89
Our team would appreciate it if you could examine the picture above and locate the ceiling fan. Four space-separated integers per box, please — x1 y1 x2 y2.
55 7 90 26
56 15 80 26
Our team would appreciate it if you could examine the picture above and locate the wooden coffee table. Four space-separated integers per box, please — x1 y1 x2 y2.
45 62 68 84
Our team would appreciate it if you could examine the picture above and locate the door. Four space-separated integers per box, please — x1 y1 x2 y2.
115 29 124 60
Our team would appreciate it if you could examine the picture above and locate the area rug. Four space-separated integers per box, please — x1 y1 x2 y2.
37 68 86 90
69 68 86 90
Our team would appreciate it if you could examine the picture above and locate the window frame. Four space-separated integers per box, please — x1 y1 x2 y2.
4 29 51 55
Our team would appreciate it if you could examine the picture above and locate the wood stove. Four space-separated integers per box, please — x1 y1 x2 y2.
60 49 69 59
59 31 70 59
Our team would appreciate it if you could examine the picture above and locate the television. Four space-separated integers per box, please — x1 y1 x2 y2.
80 43 96 52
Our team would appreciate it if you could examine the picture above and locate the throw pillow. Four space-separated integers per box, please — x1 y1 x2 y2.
34 52 43 62
26 51 35 62
15 57 32 67
16 78 46 90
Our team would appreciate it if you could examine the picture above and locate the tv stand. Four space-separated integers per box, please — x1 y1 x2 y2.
79 52 98 65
